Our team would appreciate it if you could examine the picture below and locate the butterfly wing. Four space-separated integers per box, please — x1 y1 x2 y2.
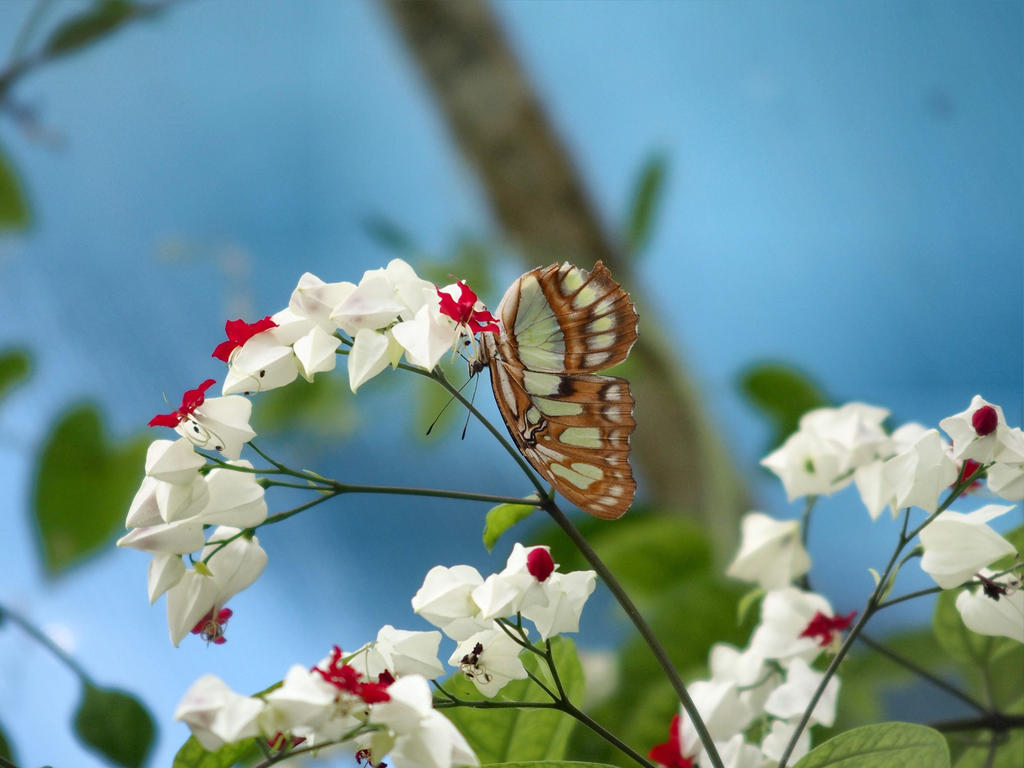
483 262 638 519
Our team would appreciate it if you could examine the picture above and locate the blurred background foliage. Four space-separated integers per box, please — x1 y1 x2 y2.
0 1 1020 766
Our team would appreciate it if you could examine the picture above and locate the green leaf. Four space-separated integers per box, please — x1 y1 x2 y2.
74 684 155 768
0 145 31 231
933 589 993 666
736 586 764 625
738 361 830 449
43 0 141 58
483 498 538 552
0 720 15 762
172 736 260 768
362 214 417 253
792 722 949 768
624 152 667 254
952 729 1024 768
32 402 149 576
0 348 31 407
442 637 584 763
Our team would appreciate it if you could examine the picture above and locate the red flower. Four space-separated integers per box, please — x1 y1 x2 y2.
526 548 555 582
956 459 984 489
149 379 216 428
971 405 998 436
437 282 499 334
799 610 857 647
313 646 391 704
191 607 233 645
212 316 278 362
648 715 695 768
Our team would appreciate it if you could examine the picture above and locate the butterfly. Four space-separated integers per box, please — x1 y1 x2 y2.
476 262 638 519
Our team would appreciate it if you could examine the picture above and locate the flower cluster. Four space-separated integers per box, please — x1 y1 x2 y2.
411 543 596 697
647 520 848 767
117 430 267 645
176 635 475 768
216 260 498 395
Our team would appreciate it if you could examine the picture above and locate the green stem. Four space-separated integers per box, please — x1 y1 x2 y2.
876 585 942 610
544 500 724 768
0 603 94 686
0 754 20 768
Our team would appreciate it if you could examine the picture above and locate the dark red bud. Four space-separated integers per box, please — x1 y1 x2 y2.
972 405 998 436
526 547 555 582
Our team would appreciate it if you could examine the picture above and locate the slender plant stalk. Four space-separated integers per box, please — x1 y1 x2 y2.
856 633 989 714
0 603 94 686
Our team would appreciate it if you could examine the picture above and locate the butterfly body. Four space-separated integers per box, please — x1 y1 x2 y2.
478 262 638 519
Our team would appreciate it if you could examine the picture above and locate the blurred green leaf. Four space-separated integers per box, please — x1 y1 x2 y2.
74 684 154 768
253 373 357 438
952 729 1024 768
0 348 31 407
483 498 538 551
738 361 830 449
0 720 14 762
624 152 667 255
933 589 994 666
0 145 31 231
173 736 259 768
443 637 583 763
32 402 149 575
363 214 417 254
43 0 141 58
736 586 764 625
793 722 949 768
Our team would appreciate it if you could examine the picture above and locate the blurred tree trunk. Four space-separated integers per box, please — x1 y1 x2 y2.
379 0 748 548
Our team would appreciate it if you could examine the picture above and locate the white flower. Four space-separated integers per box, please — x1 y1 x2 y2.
221 332 300 395
709 643 778 716
762 403 892 501
347 327 398 393
261 664 356 739
348 626 445 681
760 719 810 764
988 427 1024 501
748 588 834 663
856 429 958 518
919 504 1017 589
125 476 163 528
726 512 811 590
144 438 205 484
176 395 256 460
678 680 754 762
520 570 597 640
175 674 265 751
371 676 478 768
448 626 528 698
293 325 341 381
763 657 839 727
116 516 206 555
165 528 267 646
288 272 355 331
955 570 1024 643
391 303 459 371
939 395 1007 463
147 552 185 604
716 734 765 768
331 259 433 335
472 543 551 620
201 461 267 528
412 565 490 641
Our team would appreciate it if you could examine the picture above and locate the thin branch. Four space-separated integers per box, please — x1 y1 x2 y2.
931 714 1024 733
0 603 94 686
856 633 990 714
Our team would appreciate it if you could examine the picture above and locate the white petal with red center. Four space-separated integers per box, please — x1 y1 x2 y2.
391 304 458 371
955 570 1024 642
179 395 256 460
221 333 299 395
939 395 1007 462
166 570 219 646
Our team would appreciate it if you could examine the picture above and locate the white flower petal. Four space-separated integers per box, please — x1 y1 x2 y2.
347 328 391 392
202 461 268 528
221 334 299 395
147 553 185 604
919 504 1017 588
117 517 206 555
955 571 1024 643
179 396 256 460
175 674 265 751
145 438 204 484
293 325 341 382
726 512 811 590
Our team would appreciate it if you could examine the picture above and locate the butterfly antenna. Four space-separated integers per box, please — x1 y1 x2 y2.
461 374 480 440
425 375 475 437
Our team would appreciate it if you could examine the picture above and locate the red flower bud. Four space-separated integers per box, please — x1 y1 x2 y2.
971 405 998 436
526 547 555 582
